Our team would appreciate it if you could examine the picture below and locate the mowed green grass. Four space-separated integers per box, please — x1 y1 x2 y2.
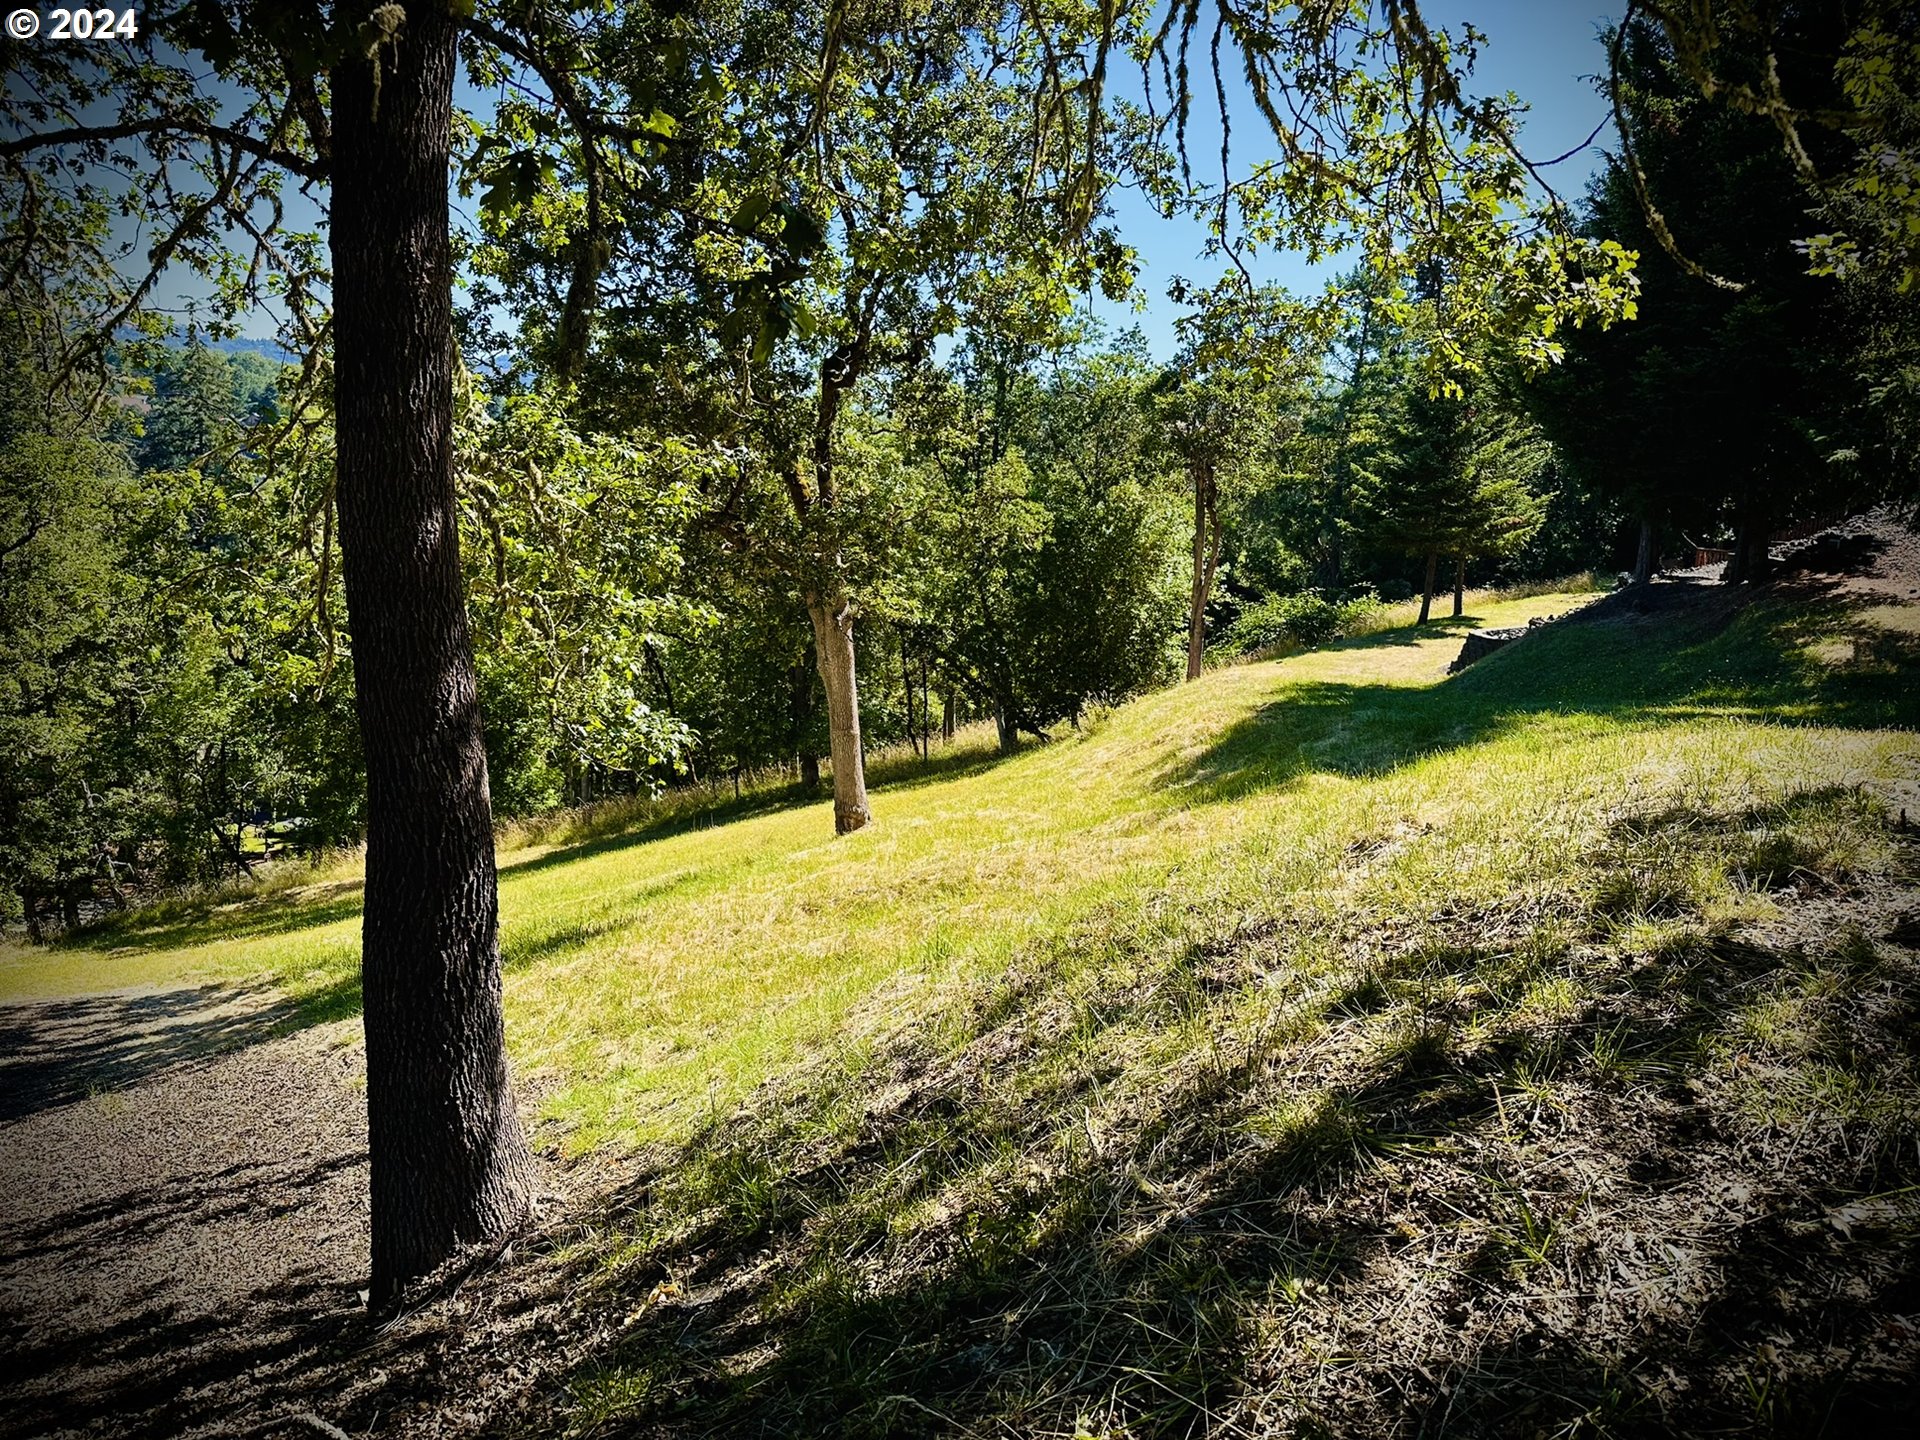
5 581 1917 1159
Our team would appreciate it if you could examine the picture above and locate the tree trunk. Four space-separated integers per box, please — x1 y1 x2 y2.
919 652 931 759
994 698 1017 754
1319 528 1344 595
1185 459 1221 682
784 339 874 836
900 632 921 759
1418 549 1438 624
790 640 819 791
806 591 871 834
1452 555 1466 618
332 3 534 1308
942 689 955 743
1632 515 1656 586
1726 491 1772 585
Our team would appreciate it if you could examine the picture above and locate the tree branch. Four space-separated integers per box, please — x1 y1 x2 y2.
0 114 327 182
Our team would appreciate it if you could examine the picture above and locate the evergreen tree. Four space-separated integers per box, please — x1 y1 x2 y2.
1530 12 1877 584
1356 375 1550 623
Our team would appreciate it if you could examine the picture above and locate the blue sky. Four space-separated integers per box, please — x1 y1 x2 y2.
1091 0 1624 353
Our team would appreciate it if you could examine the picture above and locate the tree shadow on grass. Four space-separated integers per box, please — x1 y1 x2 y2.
543 1045 1381 1436
1331 603 1544 650
497 788 818 880
497 800 1919 1438
29 658 1918 1440
496 742 1023 882
863 738 1030 795
65 880 366 957
1171 581 1920 810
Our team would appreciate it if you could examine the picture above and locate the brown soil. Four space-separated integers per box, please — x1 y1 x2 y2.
0 994 370 1437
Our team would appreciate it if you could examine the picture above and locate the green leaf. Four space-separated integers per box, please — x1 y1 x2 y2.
775 202 826 255
781 296 816 338
731 194 773 233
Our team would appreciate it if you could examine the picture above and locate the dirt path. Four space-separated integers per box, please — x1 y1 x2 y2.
0 991 370 1438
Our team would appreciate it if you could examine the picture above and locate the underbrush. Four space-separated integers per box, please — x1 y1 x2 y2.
1216 591 1396 660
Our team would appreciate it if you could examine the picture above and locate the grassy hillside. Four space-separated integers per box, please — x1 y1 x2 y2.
8 578 1920 1436
1 588 1641 1150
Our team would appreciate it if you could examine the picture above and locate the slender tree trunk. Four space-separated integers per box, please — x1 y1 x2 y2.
806 590 871 833
1186 522 1207 680
1633 515 1656 586
942 689 956 743
919 652 931 759
1452 555 1466 617
785 340 874 836
790 639 819 791
101 855 126 911
1727 488 1772 585
994 697 1017 754
1186 459 1221 681
1418 549 1438 624
332 3 533 1307
900 632 920 759
1319 525 1344 594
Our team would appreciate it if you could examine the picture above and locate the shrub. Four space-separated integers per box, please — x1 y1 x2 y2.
1219 590 1391 659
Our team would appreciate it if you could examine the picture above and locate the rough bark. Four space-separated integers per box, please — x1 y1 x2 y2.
1452 555 1466 617
331 2 534 1307
1185 458 1221 682
994 698 1017 754
1418 549 1439 624
806 591 871 834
